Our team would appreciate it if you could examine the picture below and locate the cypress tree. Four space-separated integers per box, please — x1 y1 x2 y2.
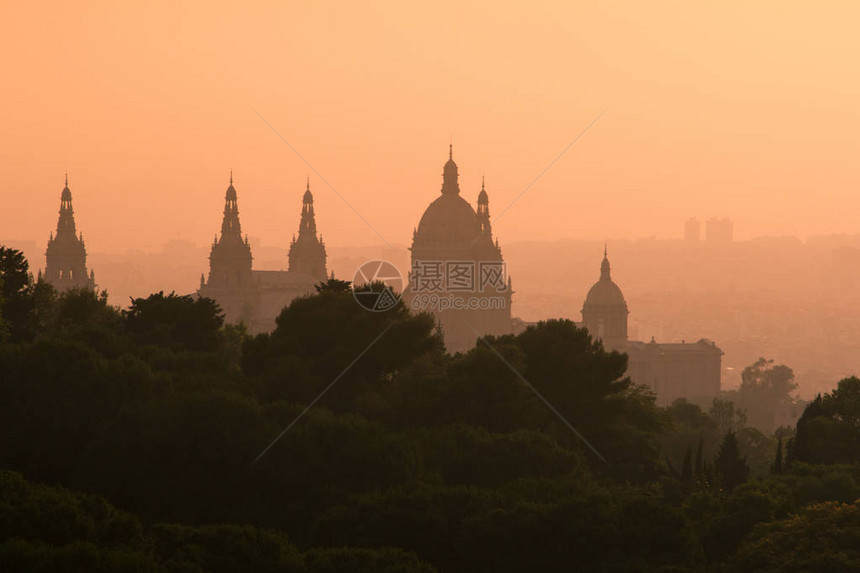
713 429 749 492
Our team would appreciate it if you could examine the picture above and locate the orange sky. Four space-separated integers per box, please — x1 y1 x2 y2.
3 1 859 253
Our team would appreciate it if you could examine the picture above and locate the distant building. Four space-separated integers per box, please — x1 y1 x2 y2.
684 218 701 242
198 175 327 333
627 339 722 405
705 218 733 242
580 250 722 405
581 247 628 353
406 146 513 352
41 176 96 292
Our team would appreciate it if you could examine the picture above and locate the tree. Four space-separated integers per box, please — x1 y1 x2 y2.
771 436 783 475
713 430 749 492
247 284 440 412
709 397 747 434
730 501 860 572
0 275 7 342
0 247 38 341
315 277 352 293
735 357 798 432
787 377 860 465
123 291 224 352
681 445 693 482
695 436 704 479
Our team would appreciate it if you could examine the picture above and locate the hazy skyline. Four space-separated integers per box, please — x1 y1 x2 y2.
4 1 860 252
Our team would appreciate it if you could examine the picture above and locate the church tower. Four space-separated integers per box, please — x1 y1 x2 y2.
581 247 628 352
44 175 95 292
288 180 327 281
198 174 256 327
206 173 253 288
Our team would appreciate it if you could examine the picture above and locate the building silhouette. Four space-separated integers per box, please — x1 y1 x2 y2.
198 175 326 332
705 218 733 242
288 181 327 280
41 175 95 292
684 217 701 242
407 146 512 352
580 249 722 405
581 247 628 352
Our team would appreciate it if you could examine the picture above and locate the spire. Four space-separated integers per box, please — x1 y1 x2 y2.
221 175 241 237
478 175 488 204
289 179 327 280
298 180 318 237
600 245 611 281
441 145 460 195
57 176 76 234
45 175 94 292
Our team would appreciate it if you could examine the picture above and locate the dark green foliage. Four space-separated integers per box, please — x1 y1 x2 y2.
771 436 784 475
2 247 858 571
788 377 860 466
0 247 55 342
713 430 750 492
246 285 440 411
0 471 435 573
729 501 860 573
124 291 224 352
681 445 693 482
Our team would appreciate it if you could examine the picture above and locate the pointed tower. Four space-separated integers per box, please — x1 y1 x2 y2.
288 180 327 280
476 176 490 234
44 175 95 291
581 246 628 352
441 144 460 195
206 173 253 288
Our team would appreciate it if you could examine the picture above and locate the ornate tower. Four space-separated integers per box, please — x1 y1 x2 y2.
476 176 490 234
581 247 628 352
206 173 253 288
44 175 95 291
408 147 512 352
288 180 327 281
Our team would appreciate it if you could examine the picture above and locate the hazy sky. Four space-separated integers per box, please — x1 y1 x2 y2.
3 1 859 252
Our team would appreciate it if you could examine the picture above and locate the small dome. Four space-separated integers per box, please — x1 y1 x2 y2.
61 186 72 201
303 188 313 203
584 278 626 307
226 183 237 201
583 253 627 308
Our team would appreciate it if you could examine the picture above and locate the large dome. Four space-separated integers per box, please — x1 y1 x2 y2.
415 192 481 248
583 253 627 308
412 147 483 249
